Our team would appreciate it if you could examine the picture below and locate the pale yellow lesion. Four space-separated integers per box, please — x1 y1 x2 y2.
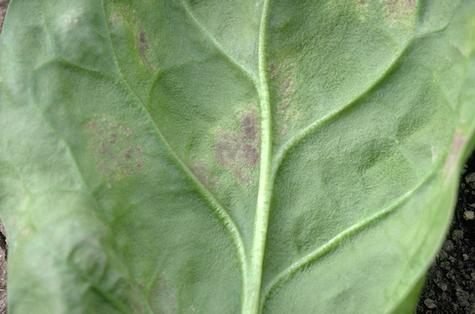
384 0 417 24
452 17 475 58
355 0 370 21
107 2 132 25
355 0 417 23
269 59 300 142
444 130 466 181
108 11 122 25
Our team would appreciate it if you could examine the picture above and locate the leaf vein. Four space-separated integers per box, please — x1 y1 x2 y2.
29 90 132 314
244 0 273 313
272 37 416 178
261 165 441 305
178 0 257 85
100 0 248 289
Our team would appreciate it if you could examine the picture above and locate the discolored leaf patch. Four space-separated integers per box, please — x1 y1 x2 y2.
146 275 177 314
191 161 217 188
86 116 144 181
138 28 154 69
270 61 299 139
444 131 466 180
384 0 417 21
215 111 260 184
1 1 475 313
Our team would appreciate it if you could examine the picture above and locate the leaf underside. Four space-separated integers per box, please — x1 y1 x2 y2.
0 0 474 313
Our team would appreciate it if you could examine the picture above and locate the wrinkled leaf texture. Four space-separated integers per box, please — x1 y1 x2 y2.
1 0 475 313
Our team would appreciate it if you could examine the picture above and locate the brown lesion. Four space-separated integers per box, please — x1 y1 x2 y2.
269 63 278 80
191 162 217 188
85 116 144 182
139 30 149 55
138 28 153 68
108 4 155 70
241 111 259 142
214 110 260 184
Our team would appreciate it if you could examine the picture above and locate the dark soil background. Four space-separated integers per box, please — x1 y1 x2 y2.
0 1 473 313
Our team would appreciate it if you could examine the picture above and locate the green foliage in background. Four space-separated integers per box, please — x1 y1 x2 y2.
0 0 474 313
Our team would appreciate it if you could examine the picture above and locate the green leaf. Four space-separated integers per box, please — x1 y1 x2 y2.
390 276 426 314
1 0 474 313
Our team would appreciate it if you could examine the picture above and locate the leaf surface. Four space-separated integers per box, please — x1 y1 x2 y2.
0 0 474 313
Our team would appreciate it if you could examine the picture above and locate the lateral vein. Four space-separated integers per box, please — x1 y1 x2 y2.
100 0 248 293
262 165 440 303
179 0 257 85
272 36 415 179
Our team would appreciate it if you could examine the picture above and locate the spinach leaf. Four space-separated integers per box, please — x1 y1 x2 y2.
0 0 474 313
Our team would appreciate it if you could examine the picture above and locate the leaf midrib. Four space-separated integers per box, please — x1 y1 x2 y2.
102 2 419 313
98 2 462 314
171 1 275 312
261 163 442 302
244 0 273 313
